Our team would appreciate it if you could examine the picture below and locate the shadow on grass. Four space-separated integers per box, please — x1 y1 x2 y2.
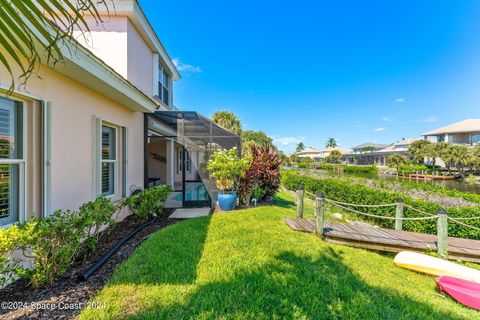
111 216 212 285
124 248 461 319
273 193 296 209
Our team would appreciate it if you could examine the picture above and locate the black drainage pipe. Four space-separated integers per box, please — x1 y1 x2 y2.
79 217 156 281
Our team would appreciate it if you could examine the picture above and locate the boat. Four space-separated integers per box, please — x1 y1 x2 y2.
393 251 480 283
436 276 480 310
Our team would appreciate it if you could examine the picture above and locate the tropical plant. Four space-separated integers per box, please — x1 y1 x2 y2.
207 148 251 193
443 144 471 175
325 138 337 148
241 130 273 148
238 145 281 205
212 111 242 135
0 0 108 92
124 185 173 220
361 146 376 153
326 149 342 164
386 154 407 170
408 140 432 163
296 142 305 153
425 142 449 167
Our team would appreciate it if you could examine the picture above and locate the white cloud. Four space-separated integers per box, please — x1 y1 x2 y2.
374 127 385 132
172 58 202 73
418 115 439 123
272 136 305 146
395 97 406 103
381 116 394 122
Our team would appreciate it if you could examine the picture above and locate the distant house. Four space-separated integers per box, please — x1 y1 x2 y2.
317 147 352 161
422 119 480 145
344 139 422 166
296 146 352 161
351 143 389 154
297 147 322 159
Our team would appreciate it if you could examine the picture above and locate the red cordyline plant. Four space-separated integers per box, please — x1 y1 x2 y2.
239 144 282 206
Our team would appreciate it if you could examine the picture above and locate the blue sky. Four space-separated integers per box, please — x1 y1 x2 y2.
140 0 480 153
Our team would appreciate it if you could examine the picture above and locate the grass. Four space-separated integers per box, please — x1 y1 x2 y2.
80 190 479 319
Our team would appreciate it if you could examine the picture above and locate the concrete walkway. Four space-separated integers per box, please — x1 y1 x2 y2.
169 207 211 219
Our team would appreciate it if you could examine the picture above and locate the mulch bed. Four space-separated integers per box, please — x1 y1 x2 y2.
0 210 177 320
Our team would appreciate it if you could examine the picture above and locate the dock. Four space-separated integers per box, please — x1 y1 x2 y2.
285 218 480 263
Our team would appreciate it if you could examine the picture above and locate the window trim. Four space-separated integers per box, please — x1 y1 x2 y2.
95 118 126 200
157 63 172 106
0 97 26 227
100 122 119 198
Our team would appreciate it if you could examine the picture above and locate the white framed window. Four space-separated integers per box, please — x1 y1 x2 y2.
100 124 118 197
158 64 171 106
0 97 25 227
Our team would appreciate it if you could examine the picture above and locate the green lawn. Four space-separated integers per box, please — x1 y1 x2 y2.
80 190 479 319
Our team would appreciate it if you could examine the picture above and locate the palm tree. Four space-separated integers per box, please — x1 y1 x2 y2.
443 144 470 176
325 138 337 149
426 142 449 168
0 1 107 93
408 140 432 163
212 111 242 135
295 142 305 153
327 150 342 164
386 154 406 171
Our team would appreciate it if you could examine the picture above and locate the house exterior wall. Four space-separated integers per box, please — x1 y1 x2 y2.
73 16 129 79
73 16 155 99
127 20 154 98
1 61 144 220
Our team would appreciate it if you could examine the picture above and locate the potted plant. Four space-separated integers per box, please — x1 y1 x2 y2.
207 147 251 211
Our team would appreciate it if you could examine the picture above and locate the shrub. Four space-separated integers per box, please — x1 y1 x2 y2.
207 148 251 193
79 196 117 253
398 164 428 174
124 184 173 219
0 196 118 287
317 163 378 174
281 170 480 239
238 145 281 205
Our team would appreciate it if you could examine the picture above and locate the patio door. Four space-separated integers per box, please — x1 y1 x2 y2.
182 146 211 208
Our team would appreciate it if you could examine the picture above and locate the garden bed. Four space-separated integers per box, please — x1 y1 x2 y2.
0 210 176 320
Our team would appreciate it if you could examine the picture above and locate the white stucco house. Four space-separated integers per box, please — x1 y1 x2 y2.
422 119 480 145
0 1 238 227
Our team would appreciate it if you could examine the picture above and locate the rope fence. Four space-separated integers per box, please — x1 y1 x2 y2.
293 186 480 254
324 199 439 221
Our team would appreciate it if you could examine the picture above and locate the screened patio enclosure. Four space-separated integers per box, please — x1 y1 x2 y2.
145 111 241 208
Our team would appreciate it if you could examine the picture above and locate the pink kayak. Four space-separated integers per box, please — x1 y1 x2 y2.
436 276 480 311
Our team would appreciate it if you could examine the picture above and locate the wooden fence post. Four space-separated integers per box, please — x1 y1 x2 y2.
437 208 448 258
296 184 304 218
314 193 325 236
395 198 404 231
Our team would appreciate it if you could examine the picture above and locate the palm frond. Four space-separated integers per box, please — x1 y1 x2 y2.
0 0 109 93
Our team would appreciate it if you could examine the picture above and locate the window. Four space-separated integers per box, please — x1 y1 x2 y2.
157 64 171 106
472 134 480 145
101 125 117 196
0 97 24 226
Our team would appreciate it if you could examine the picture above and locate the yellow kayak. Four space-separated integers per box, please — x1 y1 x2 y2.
394 251 480 283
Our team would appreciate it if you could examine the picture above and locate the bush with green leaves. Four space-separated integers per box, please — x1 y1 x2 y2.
207 147 251 193
281 170 480 239
0 196 117 287
124 184 173 219
316 163 378 174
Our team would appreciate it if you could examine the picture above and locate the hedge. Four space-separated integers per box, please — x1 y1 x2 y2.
281 170 480 239
316 163 378 174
